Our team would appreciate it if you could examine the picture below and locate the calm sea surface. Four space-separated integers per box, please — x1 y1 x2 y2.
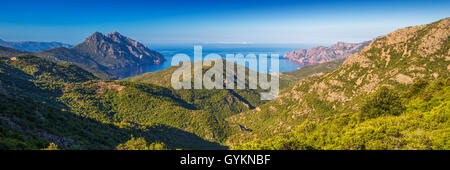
121 44 311 78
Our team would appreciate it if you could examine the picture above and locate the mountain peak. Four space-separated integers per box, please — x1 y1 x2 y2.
108 31 122 36
85 32 105 42
90 32 104 37
68 31 165 77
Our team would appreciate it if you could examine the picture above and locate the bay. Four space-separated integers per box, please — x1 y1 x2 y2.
120 44 311 79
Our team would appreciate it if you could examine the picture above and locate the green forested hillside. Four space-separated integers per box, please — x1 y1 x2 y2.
0 55 226 149
6 54 98 83
2 55 324 150
125 59 269 119
58 80 232 143
0 93 224 149
125 58 341 119
0 54 97 105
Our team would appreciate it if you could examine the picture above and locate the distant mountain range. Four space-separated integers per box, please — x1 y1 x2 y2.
283 41 372 66
0 39 72 51
1 32 165 79
0 46 29 58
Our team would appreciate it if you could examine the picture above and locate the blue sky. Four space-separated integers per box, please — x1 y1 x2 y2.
0 0 449 45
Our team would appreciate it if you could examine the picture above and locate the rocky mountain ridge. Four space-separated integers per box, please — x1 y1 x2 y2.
283 41 372 66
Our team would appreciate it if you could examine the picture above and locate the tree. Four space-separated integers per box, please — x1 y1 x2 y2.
42 143 58 150
115 136 167 150
360 87 405 119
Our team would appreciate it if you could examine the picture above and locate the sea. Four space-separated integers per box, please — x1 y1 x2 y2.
120 44 314 79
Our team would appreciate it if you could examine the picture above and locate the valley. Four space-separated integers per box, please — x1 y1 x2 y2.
0 18 448 150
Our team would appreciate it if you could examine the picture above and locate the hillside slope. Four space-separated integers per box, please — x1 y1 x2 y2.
0 46 29 58
126 58 345 118
227 18 450 147
0 55 226 149
279 59 344 90
233 77 449 150
125 59 268 119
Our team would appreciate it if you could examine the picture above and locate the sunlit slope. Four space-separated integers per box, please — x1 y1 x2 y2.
227 18 450 146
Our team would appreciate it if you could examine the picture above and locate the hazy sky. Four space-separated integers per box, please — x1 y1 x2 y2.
0 0 449 45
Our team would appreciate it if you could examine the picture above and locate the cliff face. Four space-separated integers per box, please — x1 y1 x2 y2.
283 41 371 66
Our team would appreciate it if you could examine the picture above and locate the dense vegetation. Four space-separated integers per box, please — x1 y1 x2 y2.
0 55 226 149
125 58 342 119
0 52 342 150
58 80 233 143
232 78 449 150
359 86 405 119
125 59 269 119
